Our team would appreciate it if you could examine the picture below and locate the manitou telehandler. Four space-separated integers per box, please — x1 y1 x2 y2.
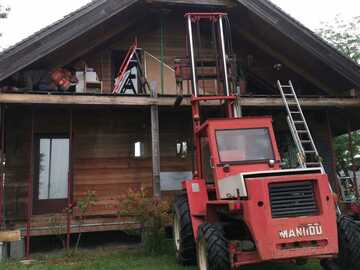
172 13 360 270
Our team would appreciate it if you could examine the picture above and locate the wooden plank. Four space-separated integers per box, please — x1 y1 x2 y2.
0 93 360 107
20 222 140 237
0 93 158 105
151 87 161 197
0 230 21 242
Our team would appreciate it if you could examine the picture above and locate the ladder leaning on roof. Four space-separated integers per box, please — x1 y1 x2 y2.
277 80 324 172
278 80 343 214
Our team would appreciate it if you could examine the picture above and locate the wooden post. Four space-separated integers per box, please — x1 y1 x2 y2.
84 63 87 93
0 105 5 229
66 108 74 249
151 84 161 197
26 108 34 258
160 15 165 95
348 120 360 199
326 112 341 195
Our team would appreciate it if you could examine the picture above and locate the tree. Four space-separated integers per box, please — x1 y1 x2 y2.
317 16 360 177
317 15 360 64
0 3 10 50
334 132 360 177
0 4 10 19
317 16 360 178
0 4 10 33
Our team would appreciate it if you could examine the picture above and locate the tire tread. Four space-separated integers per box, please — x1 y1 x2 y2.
198 223 230 270
173 195 196 265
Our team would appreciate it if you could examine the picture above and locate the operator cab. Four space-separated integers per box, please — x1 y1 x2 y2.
200 116 281 187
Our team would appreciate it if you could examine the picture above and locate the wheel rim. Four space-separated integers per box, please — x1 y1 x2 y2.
173 213 181 251
197 237 208 270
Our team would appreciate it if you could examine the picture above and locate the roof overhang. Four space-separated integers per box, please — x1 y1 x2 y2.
0 0 359 91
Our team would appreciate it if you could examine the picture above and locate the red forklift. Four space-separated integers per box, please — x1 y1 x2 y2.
172 13 360 270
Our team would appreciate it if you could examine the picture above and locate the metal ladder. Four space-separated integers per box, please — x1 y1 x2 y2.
277 80 324 171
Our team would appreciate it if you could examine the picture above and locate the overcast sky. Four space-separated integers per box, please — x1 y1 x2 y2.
0 0 359 50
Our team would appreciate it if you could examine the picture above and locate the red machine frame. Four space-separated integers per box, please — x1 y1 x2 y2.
185 102 338 266
176 12 339 269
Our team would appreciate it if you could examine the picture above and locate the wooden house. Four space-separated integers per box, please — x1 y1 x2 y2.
0 0 359 256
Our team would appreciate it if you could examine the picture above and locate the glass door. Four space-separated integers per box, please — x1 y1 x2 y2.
34 135 69 214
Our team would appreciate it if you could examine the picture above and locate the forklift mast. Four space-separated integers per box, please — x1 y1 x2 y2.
177 13 241 178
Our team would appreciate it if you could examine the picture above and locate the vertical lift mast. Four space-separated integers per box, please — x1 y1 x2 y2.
183 13 240 178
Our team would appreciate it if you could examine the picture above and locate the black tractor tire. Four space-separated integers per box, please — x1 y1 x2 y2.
173 195 196 265
321 215 360 270
196 223 231 270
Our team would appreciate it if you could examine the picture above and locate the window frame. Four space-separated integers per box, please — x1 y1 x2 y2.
131 139 146 159
33 133 70 215
176 141 188 159
215 127 275 165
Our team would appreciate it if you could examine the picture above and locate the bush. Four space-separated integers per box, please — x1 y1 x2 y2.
119 186 171 255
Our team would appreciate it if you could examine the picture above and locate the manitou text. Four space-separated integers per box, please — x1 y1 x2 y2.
279 224 323 239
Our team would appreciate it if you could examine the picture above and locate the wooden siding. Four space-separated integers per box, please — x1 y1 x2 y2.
4 106 193 227
83 12 217 94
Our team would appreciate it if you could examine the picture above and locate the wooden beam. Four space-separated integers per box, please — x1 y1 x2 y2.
0 93 359 108
238 97 360 108
0 230 21 242
0 93 157 106
151 87 161 197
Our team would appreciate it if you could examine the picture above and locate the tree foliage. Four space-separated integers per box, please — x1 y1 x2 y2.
317 16 360 176
317 15 360 64
0 3 10 46
0 4 10 19
119 186 170 255
335 133 360 176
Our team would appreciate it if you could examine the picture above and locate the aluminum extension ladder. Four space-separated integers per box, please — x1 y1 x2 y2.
277 80 324 172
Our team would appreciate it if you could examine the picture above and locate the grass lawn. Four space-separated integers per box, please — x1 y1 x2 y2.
0 247 322 270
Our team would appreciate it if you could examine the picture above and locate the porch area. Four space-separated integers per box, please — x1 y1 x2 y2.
0 90 359 257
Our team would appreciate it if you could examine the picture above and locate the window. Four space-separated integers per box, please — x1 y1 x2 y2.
176 141 188 159
216 128 274 163
38 138 69 200
133 141 145 158
201 139 213 184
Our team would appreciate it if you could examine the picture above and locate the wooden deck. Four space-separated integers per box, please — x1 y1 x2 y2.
12 214 140 237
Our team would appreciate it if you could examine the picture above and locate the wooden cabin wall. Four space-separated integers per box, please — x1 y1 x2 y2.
4 106 193 223
159 109 192 171
5 106 70 223
72 108 152 215
5 107 31 223
82 12 217 95
3 104 337 225
77 10 325 96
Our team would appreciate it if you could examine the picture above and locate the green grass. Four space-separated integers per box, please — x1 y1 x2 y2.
0 248 322 270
